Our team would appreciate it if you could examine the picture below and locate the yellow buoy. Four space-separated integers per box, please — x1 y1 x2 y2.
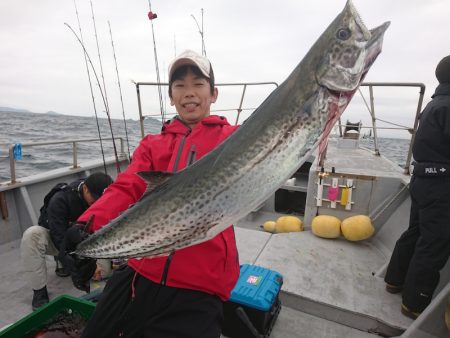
311 215 341 239
341 215 374 241
276 216 304 233
263 221 277 233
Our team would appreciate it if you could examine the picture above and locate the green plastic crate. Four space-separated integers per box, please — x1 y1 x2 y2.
0 295 96 338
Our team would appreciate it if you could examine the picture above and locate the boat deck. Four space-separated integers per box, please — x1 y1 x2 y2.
234 225 413 337
1 226 408 337
324 140 408 182
3 138 448 337
0 240 105 331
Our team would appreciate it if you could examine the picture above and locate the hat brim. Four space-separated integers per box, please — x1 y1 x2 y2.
168 50 211 81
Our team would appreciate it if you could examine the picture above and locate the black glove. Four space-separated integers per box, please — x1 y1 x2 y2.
58 223 97 293
68 255 97 293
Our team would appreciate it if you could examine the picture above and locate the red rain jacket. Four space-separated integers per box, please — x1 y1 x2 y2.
78 115 240 300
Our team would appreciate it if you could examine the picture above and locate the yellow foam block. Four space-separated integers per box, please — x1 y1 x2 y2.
311 215 341 239
341 215 374 241
276 216 304 233
263 221 277 233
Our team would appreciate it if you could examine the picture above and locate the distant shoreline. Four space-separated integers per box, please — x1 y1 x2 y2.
0 109 150 122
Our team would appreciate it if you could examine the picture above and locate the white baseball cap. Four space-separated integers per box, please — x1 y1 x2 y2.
168 50 211 81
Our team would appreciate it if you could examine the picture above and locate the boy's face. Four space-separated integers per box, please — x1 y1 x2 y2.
170 67 218 128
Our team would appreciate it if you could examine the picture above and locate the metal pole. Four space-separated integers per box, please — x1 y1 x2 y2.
0 191 8 220
369 86 380 156
404 85 426 174
119 138 125 155
235 84 247 125
8 145 16 184
72 141 78 168
136 83 145 139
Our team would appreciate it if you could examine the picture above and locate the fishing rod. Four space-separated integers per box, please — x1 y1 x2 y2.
191 8 206 56
89 0 121 172
89 0 121 173
64 22 121 174
147 0 166 123
108 20 131 161
72 0 107 174
90 0 110 112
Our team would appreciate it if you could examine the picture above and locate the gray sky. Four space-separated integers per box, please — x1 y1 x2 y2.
1 0 449 137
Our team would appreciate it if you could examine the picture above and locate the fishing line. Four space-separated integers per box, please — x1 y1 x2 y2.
108 20 131 161
147 0 166 123
64 22 121 174
72 0 107 174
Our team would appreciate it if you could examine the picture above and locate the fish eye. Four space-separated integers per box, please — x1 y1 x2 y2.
336 28 351 40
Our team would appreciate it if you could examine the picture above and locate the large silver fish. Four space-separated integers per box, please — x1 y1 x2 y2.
76 0 389 259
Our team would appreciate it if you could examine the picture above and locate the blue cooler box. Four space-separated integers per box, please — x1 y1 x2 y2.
222 264 283 338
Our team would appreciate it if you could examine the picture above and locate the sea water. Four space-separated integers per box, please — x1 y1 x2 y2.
0 111 412 183
0 111 161 182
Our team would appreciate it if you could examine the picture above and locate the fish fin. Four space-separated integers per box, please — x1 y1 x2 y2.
137 170 174 194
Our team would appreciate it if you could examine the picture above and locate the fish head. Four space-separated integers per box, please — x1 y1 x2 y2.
316 0 390 92
312 0 389 153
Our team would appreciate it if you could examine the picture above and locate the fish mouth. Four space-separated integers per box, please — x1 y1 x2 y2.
362 21 390 75
318 20 389 149
321 20 390 94
316 1 390 93
346 21 390 90
323 21 389 126
347 0 371 41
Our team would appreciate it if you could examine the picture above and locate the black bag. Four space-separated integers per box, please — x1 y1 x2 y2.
37 182 70 228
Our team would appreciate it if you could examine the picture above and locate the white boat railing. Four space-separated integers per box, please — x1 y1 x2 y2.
134 81 279 138
135 81 426 176
6 137 125 184
341 82 426 175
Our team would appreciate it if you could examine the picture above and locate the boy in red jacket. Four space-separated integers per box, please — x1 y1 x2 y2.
80 50 240 338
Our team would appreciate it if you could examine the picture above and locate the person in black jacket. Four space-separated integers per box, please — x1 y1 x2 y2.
385 55 450 319
21 172 113 310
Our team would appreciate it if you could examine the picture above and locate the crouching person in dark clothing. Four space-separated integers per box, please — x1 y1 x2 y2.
385 55 450 319
21 172 113 310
